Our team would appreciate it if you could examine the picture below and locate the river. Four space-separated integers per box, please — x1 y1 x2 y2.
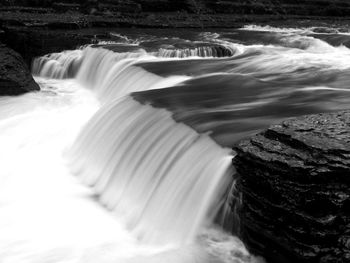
1 25 350 263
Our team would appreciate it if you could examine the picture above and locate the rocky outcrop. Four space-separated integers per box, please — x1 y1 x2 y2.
1 26 99 66
233 111 350 263
0 44 40 95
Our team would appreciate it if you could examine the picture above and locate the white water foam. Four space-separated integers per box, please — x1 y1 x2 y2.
240 24 350 35
32 47 190 102
32 50 84 79
0 77 264 263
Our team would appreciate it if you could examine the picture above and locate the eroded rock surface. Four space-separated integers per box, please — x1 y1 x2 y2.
233 111 350 263
0 44 40 95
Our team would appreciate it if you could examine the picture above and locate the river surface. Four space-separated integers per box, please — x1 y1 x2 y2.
1 25 350 263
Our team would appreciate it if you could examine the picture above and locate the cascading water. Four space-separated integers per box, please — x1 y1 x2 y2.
33 47 190 102
67 96 233 246
3 26 350 263
34 43 248 259
32 49 84 79
155 46 235 58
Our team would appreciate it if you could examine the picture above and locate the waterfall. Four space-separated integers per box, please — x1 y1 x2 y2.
31 44 237 249
32 47 190 102
67 96 233 246
75 48 189 102
155 46 235 58
31 44 235 84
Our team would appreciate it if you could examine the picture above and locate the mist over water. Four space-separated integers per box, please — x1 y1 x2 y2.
2 25 350 262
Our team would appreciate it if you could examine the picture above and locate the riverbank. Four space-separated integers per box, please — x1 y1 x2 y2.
2 7 350 29
3 11 350 66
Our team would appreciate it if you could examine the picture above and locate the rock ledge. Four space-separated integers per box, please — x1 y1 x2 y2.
233 111 350 263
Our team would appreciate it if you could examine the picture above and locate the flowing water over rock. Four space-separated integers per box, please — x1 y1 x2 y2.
1 26 350 263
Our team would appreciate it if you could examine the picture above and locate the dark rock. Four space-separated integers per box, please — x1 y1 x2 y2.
1 26 95 66
98 0 141 13
52 3 81 13
232 111 350 263
0 44 40 95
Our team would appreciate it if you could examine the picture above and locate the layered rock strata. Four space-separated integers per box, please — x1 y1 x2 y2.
233 111 350 263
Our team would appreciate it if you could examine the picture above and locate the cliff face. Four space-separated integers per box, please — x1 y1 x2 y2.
233 111 350 263
2 0 350 64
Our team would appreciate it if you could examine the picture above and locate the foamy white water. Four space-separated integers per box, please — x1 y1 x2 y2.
0 77 261 263
43 47 239 249
241 24 350 35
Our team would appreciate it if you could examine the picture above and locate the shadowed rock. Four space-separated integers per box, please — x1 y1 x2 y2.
233 111 350 263
0 44 40 95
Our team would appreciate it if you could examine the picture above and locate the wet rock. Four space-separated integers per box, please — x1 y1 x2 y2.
0 44 40 95
1 26 95 66
232 111 350 263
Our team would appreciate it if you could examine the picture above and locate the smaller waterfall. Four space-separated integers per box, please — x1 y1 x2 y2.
75 47 146 88
67 96 233 246
155 46 235 58
31 44 235 83
32 50 83 79
75 48 189 102
32 47 190 102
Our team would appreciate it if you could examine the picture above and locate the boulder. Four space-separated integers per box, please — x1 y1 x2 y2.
232 111 350 263
0 44 40 95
